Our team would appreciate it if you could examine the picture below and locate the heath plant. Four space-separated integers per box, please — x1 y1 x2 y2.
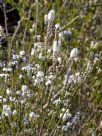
0 0 102 135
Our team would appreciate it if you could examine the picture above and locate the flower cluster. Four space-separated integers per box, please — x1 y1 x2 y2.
0 1 102 135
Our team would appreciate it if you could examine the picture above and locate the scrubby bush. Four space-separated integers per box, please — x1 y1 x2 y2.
0 0 102 135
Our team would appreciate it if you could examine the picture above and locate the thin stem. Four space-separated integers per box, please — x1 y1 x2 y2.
60 15 79 32
3 3 8 36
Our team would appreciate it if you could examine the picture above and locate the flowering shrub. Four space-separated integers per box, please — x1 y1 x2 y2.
0 0 102 135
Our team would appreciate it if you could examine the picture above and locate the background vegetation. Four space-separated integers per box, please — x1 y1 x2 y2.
0 0 102 135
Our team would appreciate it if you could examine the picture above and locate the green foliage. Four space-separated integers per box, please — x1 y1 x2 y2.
0 0 102 135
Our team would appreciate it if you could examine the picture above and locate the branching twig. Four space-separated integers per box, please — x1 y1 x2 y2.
59 15 79 32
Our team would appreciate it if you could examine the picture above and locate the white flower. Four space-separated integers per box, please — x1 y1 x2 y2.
9 97 15 102
36 45 42 53
0 73 5 78
48 10 55 22
100 121 102 127
70 48 79 59
21 100 26 104
19 50 25 57
47 49 51 54
34 78 41 86
86 61 93 72
22 85 28 93
2 105 12 117
12 54 20 60
93 57 98 64
57 57 62 64
62 112 72 122
44 14 48 25
3 105 8 110
36 35 41 41
9 61 18 66
48 73 54 80
36 71 44 81
2 68 7 72
13 110 17 115
3 67 12 72
66 122 72 127
62 125 68 131
19 74 23 79
55 23 60 30
53 40 61 53
21 65 31 71
45 79 52 86
3 98 7 103
35 64 40 70
72 112 80 123
31 48 35 56
6 88 12 95
68 75 74 84
66 72 82 84
88 128 95 136
34 71 44 86
38 53 43 59
29 112 36 119
22 57 27 63
29 28 33 33
27 92 31 99
74 72 82 84
16 90 21 95
53 98 61 105
63 75 67 85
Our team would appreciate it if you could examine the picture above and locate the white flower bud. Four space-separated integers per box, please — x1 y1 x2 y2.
13 110 17 115
6 88 12 95
31 48 35 56
19 50 25 56
9 97 15 102
53 40 61 53
48 10 55 22
3 98 7 103
22 85 28 93
57 57 62 64
45 79 52 86
38 53 43 59
12 54 20 60
29 112 36 119
70 48 79 59
55 23 60 30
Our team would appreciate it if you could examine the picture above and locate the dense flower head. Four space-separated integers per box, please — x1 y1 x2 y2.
48 10 55 22
70 48 79 59
0 1 101 135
